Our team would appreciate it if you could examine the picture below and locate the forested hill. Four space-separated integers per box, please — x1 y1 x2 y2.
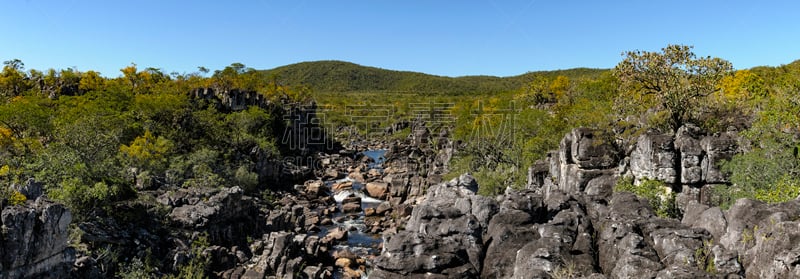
261 60 607 95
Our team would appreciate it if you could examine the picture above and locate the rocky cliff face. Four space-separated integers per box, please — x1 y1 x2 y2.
373 126 800 278
531 124 738 211
1 199 74 279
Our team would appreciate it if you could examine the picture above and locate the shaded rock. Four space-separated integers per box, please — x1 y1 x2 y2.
700 133 737 184
568 128 620 169
322 168 342 180
246 231 329 278
11 178 43 201
1 200 74 279
481 209 537 278
167 186 259 245
321 227 348 244
375 202 392 216
675 124 704 185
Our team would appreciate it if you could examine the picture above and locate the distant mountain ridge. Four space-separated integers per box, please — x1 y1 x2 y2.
260 60 608 95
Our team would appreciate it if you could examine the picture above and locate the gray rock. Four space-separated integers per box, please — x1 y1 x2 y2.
700 133 737 184
675 185 701 212
482 210 537 278
568 128 620 170
167 186 259 245
372 173 498 278
1 200 75 279
629 133 677 184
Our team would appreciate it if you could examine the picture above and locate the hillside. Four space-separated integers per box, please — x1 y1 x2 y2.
261 60 608 95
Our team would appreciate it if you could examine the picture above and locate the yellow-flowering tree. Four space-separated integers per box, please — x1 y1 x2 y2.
120 130 174 173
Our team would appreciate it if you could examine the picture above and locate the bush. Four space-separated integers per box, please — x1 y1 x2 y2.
8 190 26 205
719 140 800 208
1 187 27 206
168 234 210 279
615 176 679 218
116 257 154 279
753 175 800 204
233 166 259 192
48 178 120 213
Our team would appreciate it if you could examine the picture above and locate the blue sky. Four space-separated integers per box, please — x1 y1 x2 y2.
2 0 799 77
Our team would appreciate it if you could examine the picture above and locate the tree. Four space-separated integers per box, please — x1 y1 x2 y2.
0 59 30 97
120 130 174 173
120 63 140 93
614 45 733 131
79 70 106 93
549 75 570 101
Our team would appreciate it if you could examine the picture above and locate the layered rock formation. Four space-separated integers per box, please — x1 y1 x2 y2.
1 199 74 278
373 126 800 278
531 124 738 211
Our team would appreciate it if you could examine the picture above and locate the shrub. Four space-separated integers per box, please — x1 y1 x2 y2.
8 190 26 205
116 257 154 279
615 176 679 218
719 140 800 208
1 187 27 206
48 178 120 213
168 234 210 279
754 175 800 204
233 166 259 192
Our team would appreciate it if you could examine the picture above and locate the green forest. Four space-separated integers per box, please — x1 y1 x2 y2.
1 45 800 276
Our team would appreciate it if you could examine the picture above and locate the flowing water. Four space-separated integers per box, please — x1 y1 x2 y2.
321 149 387 278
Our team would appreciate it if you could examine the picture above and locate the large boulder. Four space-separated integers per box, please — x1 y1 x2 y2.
1 199 75 279
245 231 329 279
547 128 620 197
166 186 260 245
371 174 497 278
567 128 620 169
365 182 389 199
717 198 800 278
629 133 677 184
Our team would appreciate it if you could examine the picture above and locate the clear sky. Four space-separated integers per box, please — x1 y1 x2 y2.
2 0 799 77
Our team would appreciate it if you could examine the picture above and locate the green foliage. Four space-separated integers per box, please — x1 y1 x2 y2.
717 63 800 207
0 59 31 98
615 177 679 219
0 185 27 206
48 178 120 213
116 257 155 279
168 234 210 279
262 60 606 96
694 239 716 274
233 166 259 192
120 130 174 172
754 175 800 204
0 60 289 218
614 45 733 131
446 71 617 195
7 190 27 205
721 142 798 195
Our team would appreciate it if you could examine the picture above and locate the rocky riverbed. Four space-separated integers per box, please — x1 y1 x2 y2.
4 124 800 278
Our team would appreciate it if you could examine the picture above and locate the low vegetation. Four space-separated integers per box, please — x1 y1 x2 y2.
615 177 679 219
1 44 799 275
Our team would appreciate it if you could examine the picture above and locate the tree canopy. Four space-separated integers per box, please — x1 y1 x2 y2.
614 45 733 131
